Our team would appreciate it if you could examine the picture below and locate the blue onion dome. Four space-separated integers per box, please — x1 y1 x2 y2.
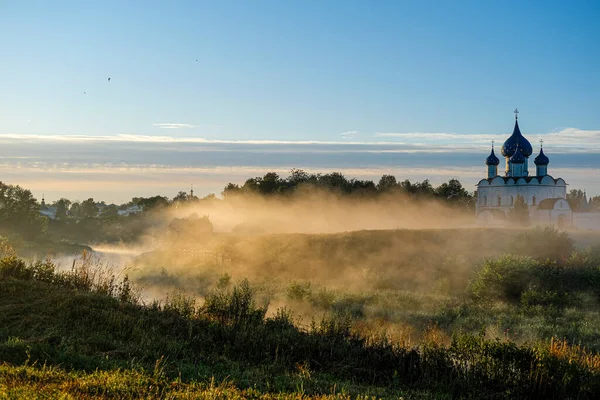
510 145 525 164
486 148 500 166
501 119 533 158
534 147 549 165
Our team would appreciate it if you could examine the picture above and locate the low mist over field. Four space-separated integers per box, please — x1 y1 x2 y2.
170 190 474 234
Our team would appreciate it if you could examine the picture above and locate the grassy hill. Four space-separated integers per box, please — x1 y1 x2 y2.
1 253 600 399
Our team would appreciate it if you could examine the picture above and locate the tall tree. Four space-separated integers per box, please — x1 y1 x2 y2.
377 175 398 192
69 202 81 218
318 172 350 193
54 198 71 220
0 181 47 238
132 196 170 211
221 183 241 199
590 196 600 211
259 172 282 195
435 179 474 209
566 189 586 211
81 198 99 218
100 204 119 219
172 191 189 203
288 169 312 186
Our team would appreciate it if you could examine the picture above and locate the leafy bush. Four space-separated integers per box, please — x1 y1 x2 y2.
0 257 34 280
286 280 311 301
520 288 569 308
310 287 336 310
0 236 16 258
510 226 575 262
331 294 369 319
469 254 539 303
469 250 600 310
201 279 267 326
164 290 196 318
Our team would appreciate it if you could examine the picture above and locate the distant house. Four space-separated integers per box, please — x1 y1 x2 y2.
118 204 143 216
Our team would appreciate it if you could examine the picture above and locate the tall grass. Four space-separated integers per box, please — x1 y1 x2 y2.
1 254 600 398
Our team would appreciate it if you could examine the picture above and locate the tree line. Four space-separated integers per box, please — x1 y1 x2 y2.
221 169 476 208
2 172 599 243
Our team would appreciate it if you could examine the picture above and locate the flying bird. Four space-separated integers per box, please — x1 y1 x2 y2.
108 77 111 82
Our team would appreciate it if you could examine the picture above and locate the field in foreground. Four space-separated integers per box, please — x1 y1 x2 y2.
2 238 600 399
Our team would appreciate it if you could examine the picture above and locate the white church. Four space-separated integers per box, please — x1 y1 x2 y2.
476 110 600 230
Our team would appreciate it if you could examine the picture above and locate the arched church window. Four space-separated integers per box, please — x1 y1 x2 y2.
510 196 514 206
484 196 487 206
497 196 501 206
532 195 536 206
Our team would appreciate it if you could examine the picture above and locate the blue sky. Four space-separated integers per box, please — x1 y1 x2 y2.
0 0 599 202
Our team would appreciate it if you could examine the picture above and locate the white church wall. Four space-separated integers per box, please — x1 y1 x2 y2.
573 212 600 231
531 199 572 229
477 177 567 219
476 210 507 227
550 199 572 229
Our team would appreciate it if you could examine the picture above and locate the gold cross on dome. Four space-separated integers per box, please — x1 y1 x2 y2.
491 139 495 148
540 138 544 148
514 108 519 119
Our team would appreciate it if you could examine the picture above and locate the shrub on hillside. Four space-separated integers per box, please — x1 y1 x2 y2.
470 251 600 308
201 279 267 326
469 254 539 303
0 253 138 303
286 280 312 301
520 288 570 308
510 226 574 262
0 256 55 282
0 236 16 258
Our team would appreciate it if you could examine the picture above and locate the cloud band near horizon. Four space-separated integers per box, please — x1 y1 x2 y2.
0 127 598 152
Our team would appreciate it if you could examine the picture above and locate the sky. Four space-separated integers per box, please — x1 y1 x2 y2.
0 0 599 203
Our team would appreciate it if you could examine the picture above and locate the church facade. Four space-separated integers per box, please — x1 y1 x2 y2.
476 111 600 230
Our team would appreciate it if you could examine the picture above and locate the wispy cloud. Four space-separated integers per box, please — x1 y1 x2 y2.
0 128 599 153
0 133 388 146
153 123 196 129
340 131 358 139
375 128 600 152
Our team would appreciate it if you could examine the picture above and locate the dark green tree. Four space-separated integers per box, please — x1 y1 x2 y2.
221 183 241 198
590 195 600 211
350 179 377 197
435 179 474 209
259 172 282 195
242 178 261 194
377 175 398 192
100 204 119 219
53 198 71 220
132 196 170 211
173 191 189 203
69 202 82 218
81 198 99 218
566 189 585 211
0 181 47 239
318 172 350 193
288 168 313 186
